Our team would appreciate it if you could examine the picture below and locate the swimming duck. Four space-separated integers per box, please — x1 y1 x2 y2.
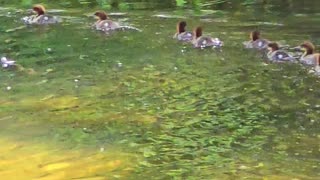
192 27 223 49
1 57 15 68
21 4 60 25
1 57 36 74
93 11 120 31
243 31 269 50
299 42 320 66
173 21 193 41
93 11 141 32
267 42 296 62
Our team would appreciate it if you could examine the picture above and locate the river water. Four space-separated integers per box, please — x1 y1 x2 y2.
0 1 319 179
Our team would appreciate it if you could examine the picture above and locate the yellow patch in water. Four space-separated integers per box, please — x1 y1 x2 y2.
41 96 79 110
42 162 71 171
17 95 80 112
0 137 135 179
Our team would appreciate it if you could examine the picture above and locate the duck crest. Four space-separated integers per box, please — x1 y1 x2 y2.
194 27 202 38
301 42 315 55
33 4 45 16
177 21 186 34
95 11 108 21
250 31 260 41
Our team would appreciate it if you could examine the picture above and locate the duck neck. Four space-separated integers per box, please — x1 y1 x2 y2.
303 49 313 57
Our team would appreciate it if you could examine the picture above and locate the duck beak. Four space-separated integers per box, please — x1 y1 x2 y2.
93 15 99 20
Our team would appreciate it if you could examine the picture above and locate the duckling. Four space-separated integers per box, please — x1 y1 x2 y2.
192 27 223 49
243 31 269 50
173 21 193 41
93 11 141 32
299 42 320 66
22 4 60 25
93 11 120 31
0 57 35 74
1 57 15 68
267 42 296 62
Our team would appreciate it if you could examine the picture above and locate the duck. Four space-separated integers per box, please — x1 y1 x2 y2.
192 27 223 49
243 31 269 50
173 21 193 42
21 4 60 25
1 57 16 68
93 11 120 31
93 11 141 32
299 42 320 66
1 57 36 74
267 42 296 62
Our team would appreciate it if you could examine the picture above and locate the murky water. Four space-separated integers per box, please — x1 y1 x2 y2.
0 1 320 179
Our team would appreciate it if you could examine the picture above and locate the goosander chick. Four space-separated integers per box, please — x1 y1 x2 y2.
93 11 141 32
267 42 296 62
1 57 16 68
21 4 60 25
192 27 223 49
173 21 193 42
93 11 120 31
243 31 269 50
299 42 320 66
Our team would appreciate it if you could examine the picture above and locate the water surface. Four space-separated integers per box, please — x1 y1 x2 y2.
0 1 320 179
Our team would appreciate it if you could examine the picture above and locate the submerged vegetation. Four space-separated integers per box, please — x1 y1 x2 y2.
0 0 320 179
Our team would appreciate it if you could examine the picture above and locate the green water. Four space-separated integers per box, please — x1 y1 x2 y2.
0 1 320 179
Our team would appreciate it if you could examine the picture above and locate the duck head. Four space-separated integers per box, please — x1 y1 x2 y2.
94 11 108 21
176 21 187 34
300 42 315 56
250 31 260 41
193 26 202 39
33 4 45 16
268 42 279 52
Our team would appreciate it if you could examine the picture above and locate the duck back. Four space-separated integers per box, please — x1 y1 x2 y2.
268 50 296 62
193 36 223 48
174 32 193 41
95 20 120 31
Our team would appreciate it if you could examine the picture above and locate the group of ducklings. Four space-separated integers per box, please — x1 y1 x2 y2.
173 21 319 73
1 4 319 75
173 21 223 49
243 30 319 67
1 4 140 70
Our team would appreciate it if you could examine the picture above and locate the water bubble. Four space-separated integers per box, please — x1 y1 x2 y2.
74 79 79 82
117 62 123 68
100 147 105 152
47 48 52 52
174 67 178 71
6 86 11 90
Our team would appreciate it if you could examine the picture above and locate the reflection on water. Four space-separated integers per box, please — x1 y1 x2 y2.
0 1 320 179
